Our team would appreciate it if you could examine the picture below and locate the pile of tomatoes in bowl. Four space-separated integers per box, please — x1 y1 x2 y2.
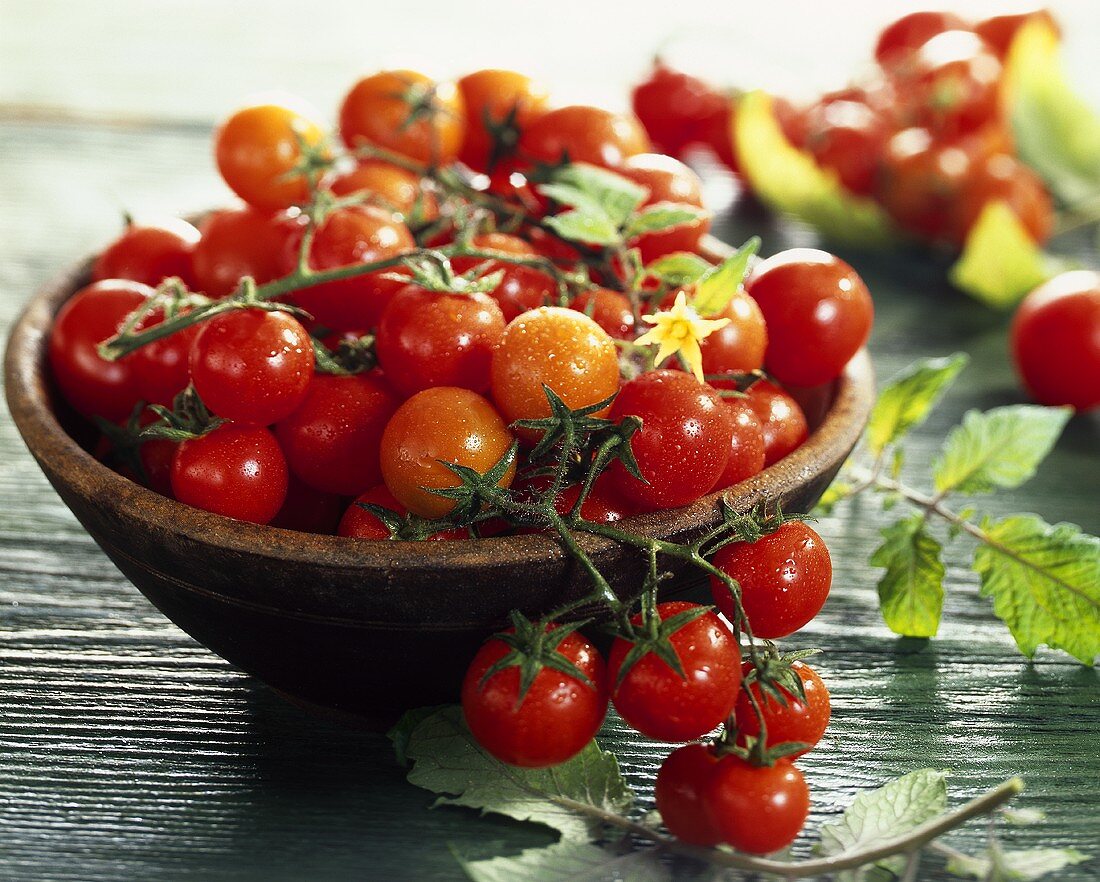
46 65 873 539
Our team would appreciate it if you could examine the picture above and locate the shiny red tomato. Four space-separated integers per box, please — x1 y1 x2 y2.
327 160 439 225
713 398 766 489
734 660 830 758
710 521 832 639
214 103 325 211
189 308 314 425
1011 271 1100 411
92 218 200 288
877 128 973 241
570 287 635 340
655 743 723 846
747 248 873 387
192 206 303 298
801 99 890 196
659 286 766 383
705 757 810 854
171 424 288 524
456 69 549 171
519 105 650 169
48 280 151 420
950 153 1053 245
339 70 465 166
463 625 608 768
95 409 176 498
512 475 633 533
337 485 469 540
276 371 399 495
608 371 733 511
744 381 809 467
631 62 727 158
874 10 968 65
130 309 200 407
620 153 710 261
452 233 557 322
609 601 741 742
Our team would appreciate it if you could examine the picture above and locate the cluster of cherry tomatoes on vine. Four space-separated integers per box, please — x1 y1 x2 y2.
49 63 875 533
633 8 1056 248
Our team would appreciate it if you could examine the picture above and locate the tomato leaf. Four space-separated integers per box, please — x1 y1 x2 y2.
539 163 647 228
1005 18 1100 205
458 841 670 882
733 90 898 248
948 201 1059 309
867 354 969 456
932 406 1071 496
542 211 622 247
973 515 1100 663
643 252 711 288
623 204 706 241
945 846 1089 881
690 236 760 317
396 705 634 842
816 769 948 879
870 513 946 639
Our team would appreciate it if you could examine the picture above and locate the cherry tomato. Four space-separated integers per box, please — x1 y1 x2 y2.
659 286 767 383
96 409 176 498
339 70 465 166
705 756 810 854
192 206 303 298
609 601 741 742
519 105 650 170
801 100 890 196
608 370 733 511
275 371 399 495
620 153 710 261
380 386 516 518
490 307 620 441
714 398 766 489
512 475 633 533
327 160 439 225
975 9 1060 59
570 287 635 340
456 69 549 171
376 284 505 397
171 424 288 524
950 153 1053 245
48 280 151 420
189 308 314 425
710 521 832 639
747 248 873 387
337 485 469 540
463 625 608 768
655 743 723 846
631 62 727 158
734 660 830 758
877 128 972 241
451 233 556 322
270 476 344 535
1011 270 1100 412
698 99 739 172
92 218 199 288
214 103 326 211
130 309 200 407
286 205 416 332
744 381 809 467
874 10 968 66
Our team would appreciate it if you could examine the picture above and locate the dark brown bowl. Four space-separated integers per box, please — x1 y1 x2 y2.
5 237 874 727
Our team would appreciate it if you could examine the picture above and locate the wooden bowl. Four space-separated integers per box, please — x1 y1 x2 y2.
4 238 875 727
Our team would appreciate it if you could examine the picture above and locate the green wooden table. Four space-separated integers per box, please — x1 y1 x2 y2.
2 3 1098 879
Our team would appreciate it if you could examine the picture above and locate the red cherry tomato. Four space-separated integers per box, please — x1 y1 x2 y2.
192 206 302 298
275 371 399 495
171 424 288 524
327 160 439 225
975 9 1060 59
608 601 741 742
456 69 550 171
951 153 1053 245
380 386 516 518
620 153 711 261
631 62 727 158
734 660 830 758
874 10 968 66
462 626 609 767
1011 271 1100 412
659 287 767 383
519 105 650 170
130 309 201 407
747 248 873 387
96 409 176 498
270 476 344 535
452 233 557 322
189 308 314 425
877 128 973 241
214 103 325 211
92 218 199 288
337 485 469 540
714 398 767 489
801 100 890 196
655 743 723 846
705 756 810 854
376 284 506 396
286 205 416 332
512 475 633 533
48 280 151 420
698 100 739 172
339 70 465 166
570 287 636 340
710 521 832 639
608 371 733 511
744 381 809 467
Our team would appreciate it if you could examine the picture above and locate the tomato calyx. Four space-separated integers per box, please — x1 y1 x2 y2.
610 601 714 689
310 333 377 376
481 102 525 174
743 645 822 709
386 252 505 296
427 440 521 524
139 387 226 443
93 402 157 484
708 501 811 554
478 611 595 702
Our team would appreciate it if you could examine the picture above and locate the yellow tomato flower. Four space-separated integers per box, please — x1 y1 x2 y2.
634 291 731 382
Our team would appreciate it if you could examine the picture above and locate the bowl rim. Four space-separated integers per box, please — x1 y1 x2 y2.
4 234 875 572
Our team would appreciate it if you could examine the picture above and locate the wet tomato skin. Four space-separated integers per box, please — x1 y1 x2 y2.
705 757 810 854
734 660 831 758
92 218 200 288
655 743 723 846
192 207 303 298
714 398 767 489
744 381 809 467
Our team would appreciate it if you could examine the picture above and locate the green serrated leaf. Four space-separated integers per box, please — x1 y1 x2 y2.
933 406 1071 496
624 204 706 241
543 211 622 247
389 705 450 766
541 163 647 227
867 354 969 456
870 513 946 638
945 847 1089 881
734 90 898 247
459 841 670 882
692 237 760 316
948 201 1057 308
401 706 632 842
816 769 948 879
973 515 1100 663
644 252 711 288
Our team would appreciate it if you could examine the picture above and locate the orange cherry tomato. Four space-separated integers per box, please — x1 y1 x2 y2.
456 69 549 171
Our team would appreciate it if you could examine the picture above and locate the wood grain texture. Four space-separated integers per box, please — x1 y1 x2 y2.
2 5 1100 873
